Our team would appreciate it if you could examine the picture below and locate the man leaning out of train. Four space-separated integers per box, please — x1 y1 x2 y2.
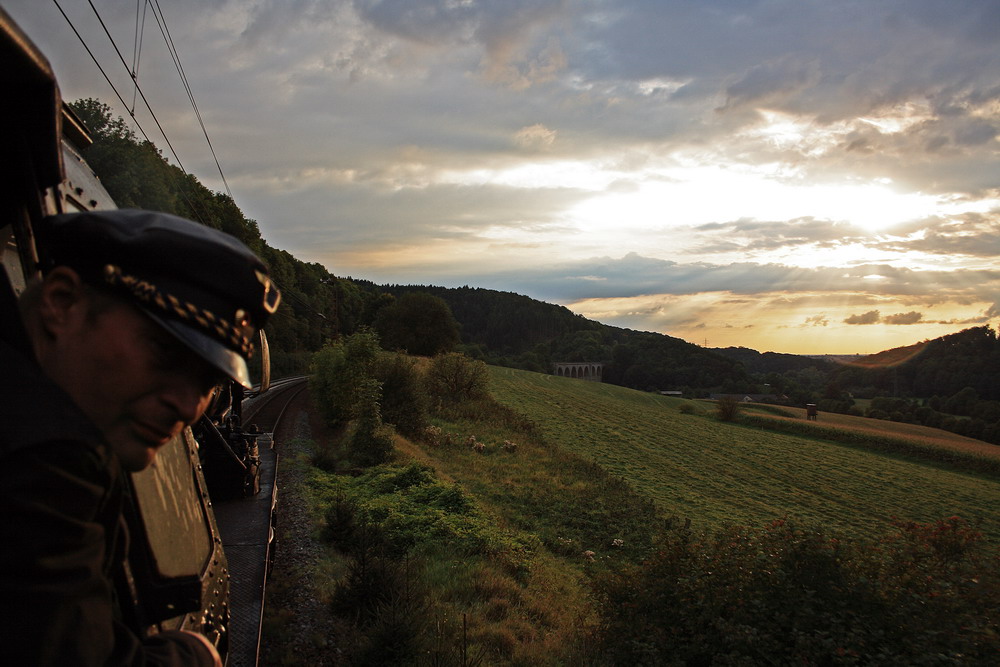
0 209 280 666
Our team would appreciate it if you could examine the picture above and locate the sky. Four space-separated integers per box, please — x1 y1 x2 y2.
7 0 1000 355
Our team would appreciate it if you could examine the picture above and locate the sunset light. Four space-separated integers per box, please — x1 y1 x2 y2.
12 0 999 355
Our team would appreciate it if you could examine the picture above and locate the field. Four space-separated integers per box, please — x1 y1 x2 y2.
487 367 1000 541
286 356 1000 663
748 403 1000 458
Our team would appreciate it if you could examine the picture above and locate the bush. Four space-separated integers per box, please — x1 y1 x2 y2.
715 395 740 421
348 378 396 467
309 330 381 428
426 352 490 403
374 352 429 438
593 516 1000 665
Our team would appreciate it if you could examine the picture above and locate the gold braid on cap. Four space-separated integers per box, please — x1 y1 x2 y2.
103 264 255 358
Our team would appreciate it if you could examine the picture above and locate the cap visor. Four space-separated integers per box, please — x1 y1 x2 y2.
142 310 252 389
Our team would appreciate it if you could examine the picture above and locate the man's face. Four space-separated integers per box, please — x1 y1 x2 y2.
49 291 222 471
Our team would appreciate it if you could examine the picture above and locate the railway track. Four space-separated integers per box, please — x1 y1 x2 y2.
244 376 309 431
212 376 308 667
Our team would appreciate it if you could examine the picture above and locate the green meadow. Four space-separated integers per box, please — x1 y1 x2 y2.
282 354 1000 663
487 366 1000 542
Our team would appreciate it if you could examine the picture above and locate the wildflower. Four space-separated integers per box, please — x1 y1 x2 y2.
611 538 624 548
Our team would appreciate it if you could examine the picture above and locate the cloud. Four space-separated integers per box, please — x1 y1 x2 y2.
883 311 924 325
719 56 820 111
844 310 925 325
514 124 557 151
690 218 871 254
7 0 1000 355
844 310 882 325
875 212 1000 258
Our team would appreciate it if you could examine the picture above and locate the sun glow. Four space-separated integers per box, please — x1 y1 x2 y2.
567 168 942 236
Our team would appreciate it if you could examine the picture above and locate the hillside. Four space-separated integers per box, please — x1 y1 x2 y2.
835 325 1000 400
373 282 754 394
713 346 837 375
277 347 1000 663
485 366 1000 541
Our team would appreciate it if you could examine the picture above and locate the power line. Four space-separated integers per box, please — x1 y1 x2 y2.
129 0 149 114
52 0 156 146
57 0 234 203
53 0 216 226
146 0 235 201
71 0 190 175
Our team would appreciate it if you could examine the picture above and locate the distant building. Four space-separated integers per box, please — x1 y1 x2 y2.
709 393 780 403
552 362 603 382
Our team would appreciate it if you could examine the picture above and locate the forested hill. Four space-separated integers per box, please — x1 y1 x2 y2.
375 283 752 393
713 346 838 376
833 326 1000 401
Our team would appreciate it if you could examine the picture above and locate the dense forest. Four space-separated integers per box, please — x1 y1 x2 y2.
377 283 753 393
70 97 1000 445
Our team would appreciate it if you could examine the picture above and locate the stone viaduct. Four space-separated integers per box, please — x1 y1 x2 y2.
552 362 604 382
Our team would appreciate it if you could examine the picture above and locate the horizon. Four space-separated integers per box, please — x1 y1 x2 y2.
368 277 987 358
7 1 999 355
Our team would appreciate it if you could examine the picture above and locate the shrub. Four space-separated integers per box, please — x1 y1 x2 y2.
426 352 490 403
715 395 740 421
309 329 381 428
374 351 429 438
348 378 395 467
593 516 1000 665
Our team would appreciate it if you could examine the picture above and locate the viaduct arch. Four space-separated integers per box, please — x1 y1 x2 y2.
552 362 604 382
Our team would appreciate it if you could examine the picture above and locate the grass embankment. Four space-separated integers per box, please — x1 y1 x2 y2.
296 364 668 664
487 367 1000 542
284 360 1000 663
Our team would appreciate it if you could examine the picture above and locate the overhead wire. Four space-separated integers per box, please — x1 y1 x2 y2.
53 1 337 329
54 0 216 225
68 0 191 175
51 0 157 149
146 0 235 201
129 0 149 115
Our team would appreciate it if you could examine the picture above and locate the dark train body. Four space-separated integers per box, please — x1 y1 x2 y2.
1 8 274 664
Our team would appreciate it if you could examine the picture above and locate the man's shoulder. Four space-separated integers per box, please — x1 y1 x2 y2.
0 336 107 460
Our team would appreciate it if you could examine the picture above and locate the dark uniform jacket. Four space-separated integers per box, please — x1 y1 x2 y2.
0 271 214 666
